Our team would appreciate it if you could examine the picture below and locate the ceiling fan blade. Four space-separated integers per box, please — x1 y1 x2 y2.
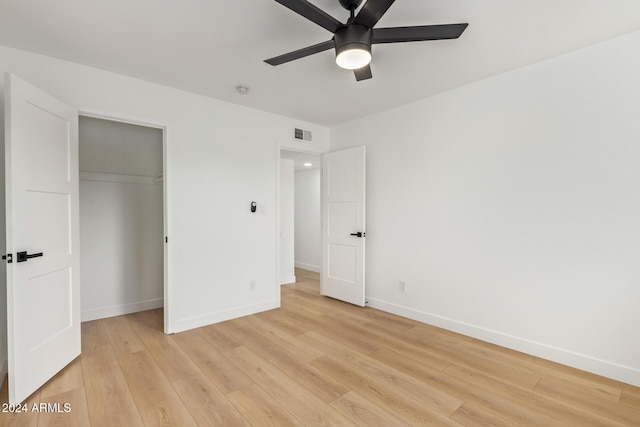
264 40 335 66
353 0 396 28
354 64 372 81
273 0 342 33
372 23 468 44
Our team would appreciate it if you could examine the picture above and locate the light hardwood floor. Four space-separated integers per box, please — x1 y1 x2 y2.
2 268 639 426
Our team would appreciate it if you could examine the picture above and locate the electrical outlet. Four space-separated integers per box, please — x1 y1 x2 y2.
398 280 407 293
249 280 257 291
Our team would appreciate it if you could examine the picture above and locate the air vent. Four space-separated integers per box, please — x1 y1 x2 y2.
294 128 312 141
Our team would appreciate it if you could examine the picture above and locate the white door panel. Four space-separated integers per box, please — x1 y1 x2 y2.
20 101 71 180
327 202 357 236
321 146 365 306
327 156 357 198
327 243 356 280
5 73 80 404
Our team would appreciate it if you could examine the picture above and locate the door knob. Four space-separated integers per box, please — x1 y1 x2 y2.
350 232 365 238
16 251 44 263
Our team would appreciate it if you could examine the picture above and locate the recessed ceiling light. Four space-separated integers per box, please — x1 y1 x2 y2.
304 162 312 167
235 85 250 95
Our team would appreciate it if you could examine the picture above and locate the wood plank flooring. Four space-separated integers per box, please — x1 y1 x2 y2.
2 268 639 426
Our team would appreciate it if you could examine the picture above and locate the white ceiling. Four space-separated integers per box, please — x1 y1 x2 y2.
1 1 640 126
281 150 321 170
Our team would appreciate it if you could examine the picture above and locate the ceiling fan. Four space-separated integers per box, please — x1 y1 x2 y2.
264 0 468 81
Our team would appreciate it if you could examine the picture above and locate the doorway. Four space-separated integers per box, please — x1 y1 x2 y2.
278 146 367 306
279 150 321 285
78 115 165 327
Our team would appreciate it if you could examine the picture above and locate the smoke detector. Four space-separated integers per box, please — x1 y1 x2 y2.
236 85 251 95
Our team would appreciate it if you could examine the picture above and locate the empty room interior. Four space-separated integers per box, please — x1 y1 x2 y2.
0 0 640 425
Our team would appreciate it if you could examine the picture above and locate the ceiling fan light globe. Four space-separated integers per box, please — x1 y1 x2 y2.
336 48 371 70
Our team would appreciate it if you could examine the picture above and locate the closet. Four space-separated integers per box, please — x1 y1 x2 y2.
78 116 164 321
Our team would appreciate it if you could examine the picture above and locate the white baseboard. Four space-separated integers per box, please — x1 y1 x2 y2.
295 262 320 273
169 299 279 334
81 298 164 322
280 275 296 285
366 297 640 387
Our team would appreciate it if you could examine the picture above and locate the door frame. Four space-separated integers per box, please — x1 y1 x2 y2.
276 145 323 296
78 111 170 333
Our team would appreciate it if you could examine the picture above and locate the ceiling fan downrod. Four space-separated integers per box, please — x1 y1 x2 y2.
339 0 361 23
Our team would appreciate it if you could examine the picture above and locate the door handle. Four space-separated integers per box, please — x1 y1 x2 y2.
16 251 44 263
350 232 365 238
1 254 12 263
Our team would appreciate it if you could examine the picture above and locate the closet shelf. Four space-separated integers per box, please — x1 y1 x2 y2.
79 172 162 185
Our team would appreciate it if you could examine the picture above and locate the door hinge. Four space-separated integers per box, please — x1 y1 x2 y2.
165 236 168 243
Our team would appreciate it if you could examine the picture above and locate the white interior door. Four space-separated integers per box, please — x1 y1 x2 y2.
321 146 365 306
5 74 80 404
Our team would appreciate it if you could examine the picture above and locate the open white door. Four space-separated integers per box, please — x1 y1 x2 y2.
5 74 80 404
321 146 365 306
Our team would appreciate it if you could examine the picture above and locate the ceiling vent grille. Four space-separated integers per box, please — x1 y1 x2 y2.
294 128 312 141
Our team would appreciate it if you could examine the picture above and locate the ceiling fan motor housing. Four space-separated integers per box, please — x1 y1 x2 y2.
334 24 373 57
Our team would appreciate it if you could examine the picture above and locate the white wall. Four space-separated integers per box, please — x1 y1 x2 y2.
79 115 163 175
0 77 7 382
79 117 164 321
0 46 329 333
294 168 321 272
331 31 640 386
279 158 295 284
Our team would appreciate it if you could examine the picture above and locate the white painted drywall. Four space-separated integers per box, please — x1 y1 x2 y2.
331 31 640 386
0 76 7 381
279 159 295 284
0 46 330 333
294 168 321 272
79 117 164 321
